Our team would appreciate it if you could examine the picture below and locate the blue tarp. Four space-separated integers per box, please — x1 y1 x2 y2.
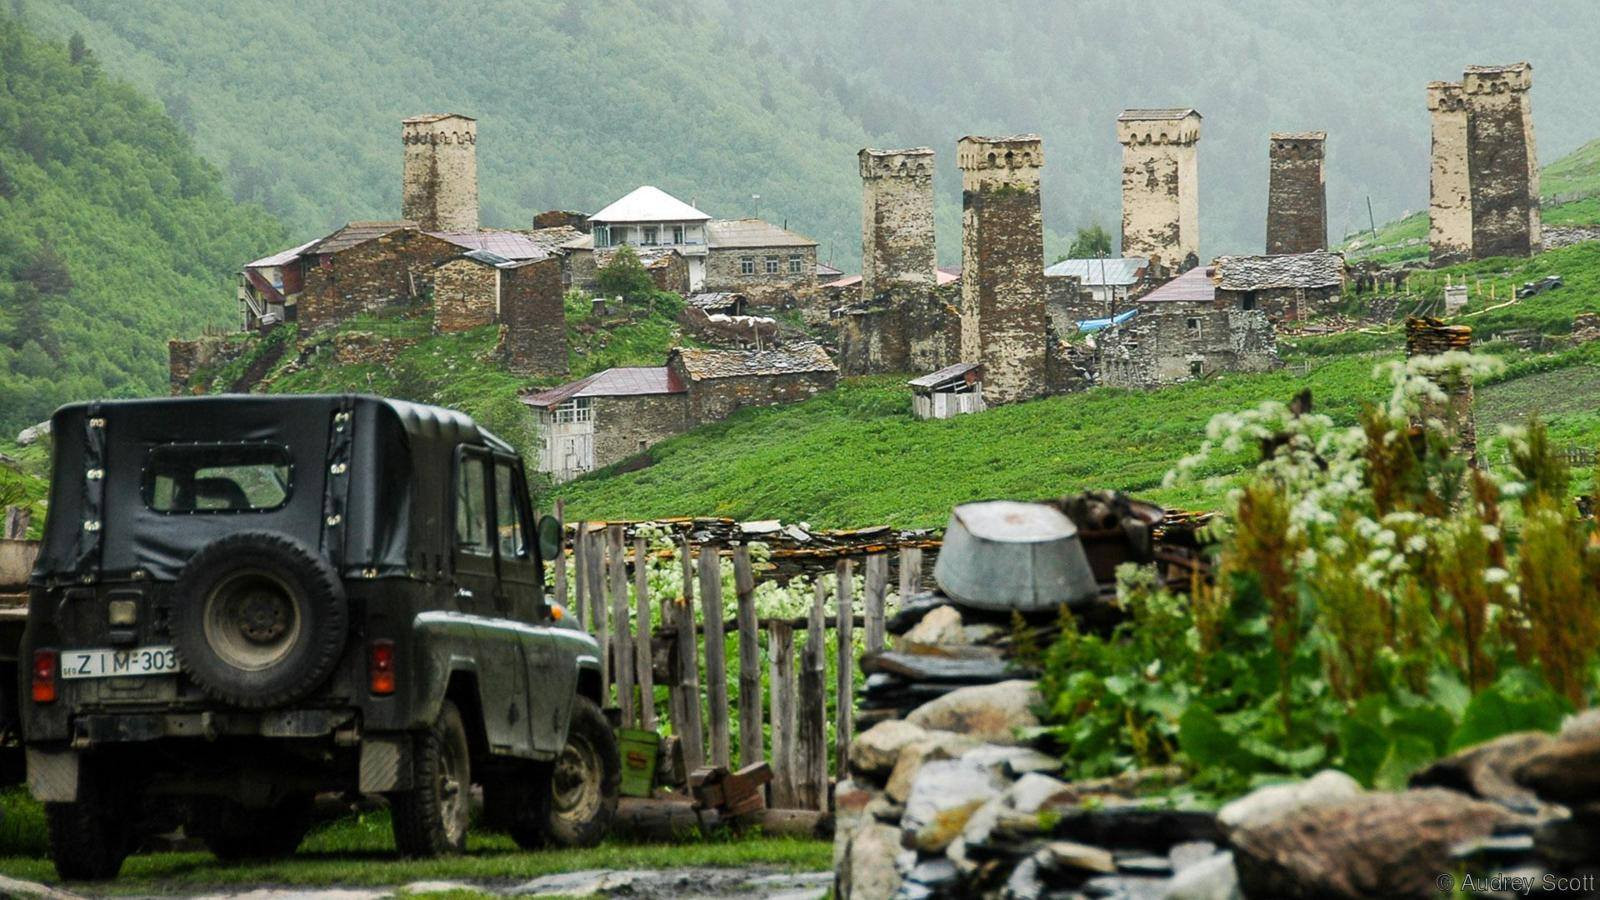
1077 307 1138 334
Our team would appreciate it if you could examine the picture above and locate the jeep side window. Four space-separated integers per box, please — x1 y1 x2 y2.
494 461 527 559
454 455 492 556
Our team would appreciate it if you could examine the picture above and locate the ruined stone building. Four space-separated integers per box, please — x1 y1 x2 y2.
668 345 838 425
402 113 479 232
958 134 1048 405
1117 109 1202 273
1428 63 1540 263
1042 257 1149 335
1212 250 1346 322
1096 266 1281 388
1266 132 1327 254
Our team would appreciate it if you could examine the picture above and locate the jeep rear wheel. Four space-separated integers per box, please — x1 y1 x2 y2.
543 696 619 848
45 763 130 881
171 531 348 709
389 700 472 857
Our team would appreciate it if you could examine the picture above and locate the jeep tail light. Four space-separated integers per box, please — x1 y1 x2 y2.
32 649 58 704
368 639 395 696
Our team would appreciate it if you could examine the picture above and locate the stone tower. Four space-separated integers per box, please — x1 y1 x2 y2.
859 147 937 299
1266 132 1327 254
402 113 478 232
1427 82 1471 264
1116 109 1202 271
957 135 1046 406
1463 63 1540 258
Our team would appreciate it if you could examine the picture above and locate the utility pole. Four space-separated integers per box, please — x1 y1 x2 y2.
1366 196 1378 240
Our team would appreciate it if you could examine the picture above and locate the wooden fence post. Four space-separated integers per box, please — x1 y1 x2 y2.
767 621 797 808
864 552 888 654
676 537 705 772
796 580 828 810
733 545 762 768
700 545 731 769
586 527 608 698
898 546 923 600
571 518 586 629
633 535 656 730
552 500 568 612
608 525 634 724
834 559 854 778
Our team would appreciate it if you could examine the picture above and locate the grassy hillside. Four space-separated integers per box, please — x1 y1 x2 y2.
0 15 285 435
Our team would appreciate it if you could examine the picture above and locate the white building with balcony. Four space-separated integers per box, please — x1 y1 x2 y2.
588 185 713 290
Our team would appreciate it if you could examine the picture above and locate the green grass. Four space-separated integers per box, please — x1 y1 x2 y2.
0 791 828 890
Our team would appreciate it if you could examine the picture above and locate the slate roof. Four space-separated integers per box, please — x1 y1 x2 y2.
1137 266 1218 304
525 225 586 254
591 186 710 223
521 367 686 409
688 292 748 310
1118 108 1202 121
706 218 817 250
1044 257 1149 286
402 113 475 124
429 230 552 261
1215 250 1345 291
671 344 836 380
908 362 981 390
306 221 418 255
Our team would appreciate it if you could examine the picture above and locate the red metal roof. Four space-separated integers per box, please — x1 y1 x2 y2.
521 367 686 409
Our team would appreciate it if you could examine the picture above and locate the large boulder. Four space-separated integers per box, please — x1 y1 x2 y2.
1230 788 1521 899
902 758 1008 852
900 604 964 647
906 679 1041 744
1163 852 1241 900
849 719 929 779
1409 731 1554 814
1217 770 1363 836
1513 733 1600 807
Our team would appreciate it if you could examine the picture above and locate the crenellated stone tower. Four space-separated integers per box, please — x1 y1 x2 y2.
1266 132 1327 254
957 134 1047 406
1116 109 1202 271
859 147 937 299
1463 63 1540 258
402 113 479 232
1427 82 1471 264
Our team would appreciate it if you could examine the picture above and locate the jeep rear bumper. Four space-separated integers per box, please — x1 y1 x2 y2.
68 707 357 745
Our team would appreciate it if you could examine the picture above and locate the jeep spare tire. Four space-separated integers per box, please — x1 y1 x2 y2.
170 531 348 708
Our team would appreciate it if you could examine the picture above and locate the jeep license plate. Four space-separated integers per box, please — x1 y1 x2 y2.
60 647 181 679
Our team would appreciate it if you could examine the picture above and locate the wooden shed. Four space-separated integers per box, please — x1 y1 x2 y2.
909 362 985 420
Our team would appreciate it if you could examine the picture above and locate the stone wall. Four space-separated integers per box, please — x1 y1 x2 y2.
644 251 691 296
168 334 250 394
566 248 597 292
835 284 961 376
1405 317 1476 459
860 147 938 298
1045 274 1098 336
592 393 689 469
1117 113 1201 271
402 114 478 232
1217 285 1342 323
1266 133 1327 254
1542 225 1600 251
1428 82 1472 264
1464 64 1540 258
958 135 1048 405
499 258 568 375
532 209 590 232
674 366 840 425
703 246 819 306
297 230 460 333
1098 305 1280 388
434 257 498 332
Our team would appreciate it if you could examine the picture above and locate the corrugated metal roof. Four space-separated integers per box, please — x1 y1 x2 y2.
590 186 710 224
672 344 836 380
1044 257 1149 286
705 218 817 250
1137 266 1217 304
247 238 319 269
306 221 418 255
817 262 845 278
908 361 980 389
1215 250 1345 291
1118 108 1201 121
522 367 686 409
429 230 551 261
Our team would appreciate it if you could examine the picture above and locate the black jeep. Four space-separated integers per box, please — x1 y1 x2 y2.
18 395 616 879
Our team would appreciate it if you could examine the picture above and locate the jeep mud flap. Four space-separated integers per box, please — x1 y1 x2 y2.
359 734 411 792
26 748 78 802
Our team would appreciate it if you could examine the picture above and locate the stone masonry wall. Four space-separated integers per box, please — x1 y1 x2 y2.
1217 285 1341 323
434 258 499 333
1266 133 1327 254
1045 274 1097 336
1464 64 1540 259
860 147 937 298
402 115 478 232
297 230 461 333
499 257 568 376
168 334 250 394
836 284 960 376
1098 305 1280 388
674 366 840 426
592 393 689 469
703 246 818 306
959 135 1047 405
1118 115 1200 271
1428 82 1472 264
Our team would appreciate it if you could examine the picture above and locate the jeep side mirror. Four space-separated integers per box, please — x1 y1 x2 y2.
536 515 563 563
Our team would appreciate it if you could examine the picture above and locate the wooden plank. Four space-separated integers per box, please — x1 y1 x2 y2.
570 518 585 629
733 545 762 769
864 552 888 654
663 593 687 739
608 525 634 723
767 620 797 809
586 527 608 698
699 545 730 769
898 546 923 599
552 500 568 613
633 535 656 730
795 580 828 810
834 559 854 777
677 536 705 772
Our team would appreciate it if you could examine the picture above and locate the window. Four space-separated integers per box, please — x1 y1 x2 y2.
641 226 659 246
1189 360 1204 377
764 256 779 275
144 444 293 513
1185 316 1202 337
740 256 755 275
494 461 528 559
455 455 492 556
671 225 685 244
788 254 803 274
593 225 610 248
553 398 592 424
1241 291 1258 311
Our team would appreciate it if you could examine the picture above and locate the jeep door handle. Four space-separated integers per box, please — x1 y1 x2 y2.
455 587 474 600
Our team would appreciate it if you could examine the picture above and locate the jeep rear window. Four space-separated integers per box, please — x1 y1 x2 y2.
143 444 293 513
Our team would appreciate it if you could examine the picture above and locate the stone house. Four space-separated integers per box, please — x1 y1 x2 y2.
429 248 568 376
1212 250 1346 322
1096 266 1281 387
291 222 465 333
584 185 713 289
523 367 689 483
668 344 838 424
834 283 962 377
701 218 819 304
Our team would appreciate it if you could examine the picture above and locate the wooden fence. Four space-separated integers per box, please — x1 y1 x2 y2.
550 506 927 811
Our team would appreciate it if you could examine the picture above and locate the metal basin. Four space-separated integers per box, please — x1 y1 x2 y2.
933 500 1099 612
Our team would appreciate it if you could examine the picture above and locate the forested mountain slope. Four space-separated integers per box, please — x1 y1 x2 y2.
0 15 284 434
20 0 1600 264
